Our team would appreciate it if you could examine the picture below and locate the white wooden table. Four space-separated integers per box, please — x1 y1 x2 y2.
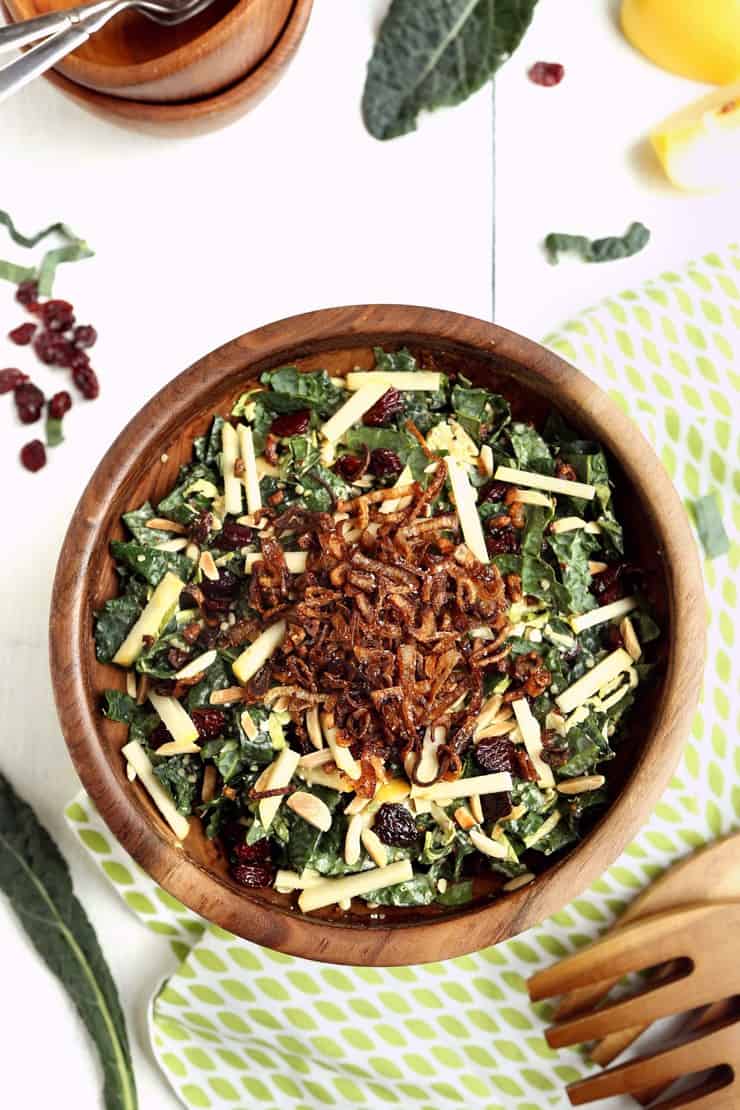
0 1 734 1106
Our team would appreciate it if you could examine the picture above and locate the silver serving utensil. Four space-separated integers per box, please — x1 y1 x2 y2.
0 0 213 103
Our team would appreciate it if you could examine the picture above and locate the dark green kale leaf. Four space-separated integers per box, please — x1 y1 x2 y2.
545 222 650 264
451 384 510 443
0 772 138 1110
373 346 417 372
121 502 172 546
260 366 346 417
362 0 539 140
156 463 219 525
507 422 554 473
298 465 354 512
102 690 137 724
200 738 243 783
193 416 225 467
234 706 275 764
521 503 554 559
526 814 578 856
548 529 599 613
558 718 614 777
94 592 143 663
284 433 320 476
186 656 232 711
436 880 474 907
521 556 570 611
151 754 200 816
110 541 193 587
286 786 342 873
362 871 437 906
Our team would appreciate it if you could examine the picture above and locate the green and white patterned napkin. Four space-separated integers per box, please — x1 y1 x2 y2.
66 247 740 1110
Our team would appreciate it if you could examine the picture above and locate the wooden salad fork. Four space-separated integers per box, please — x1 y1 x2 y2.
528 902 740 1106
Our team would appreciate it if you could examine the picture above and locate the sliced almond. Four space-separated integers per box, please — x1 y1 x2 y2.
287 790 332 831
361 827 388 868
454 806 476 831
620 615 642 661
345 792 371 815
155 537 189 552
240 709 258 740
297 765 354 792
306 705 324 750
588 560 609 575
125 671 137 699
479 444 494 477
298 748 334 769
556 774 606 795
469 795 484 824
258 747 300 829
344 813 365 865
199 550 219 581
321 711 361 781
210 686 248 705
145 518 187 534
201 765 217 803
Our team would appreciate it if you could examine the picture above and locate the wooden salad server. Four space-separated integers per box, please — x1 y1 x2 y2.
528 901 740 1106
555 831 740 1103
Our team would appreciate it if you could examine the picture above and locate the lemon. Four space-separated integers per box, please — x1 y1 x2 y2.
651 82 740 190
621 0 740 85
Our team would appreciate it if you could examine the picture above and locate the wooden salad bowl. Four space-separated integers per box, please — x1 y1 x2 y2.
50 305 705 966
4 0 293 102
33 0 311 136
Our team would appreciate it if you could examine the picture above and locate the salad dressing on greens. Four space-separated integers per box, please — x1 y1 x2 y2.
96 348 659 914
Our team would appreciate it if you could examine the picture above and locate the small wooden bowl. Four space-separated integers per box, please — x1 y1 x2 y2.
51 306 705 966
35 0 311 136
5 0 293 101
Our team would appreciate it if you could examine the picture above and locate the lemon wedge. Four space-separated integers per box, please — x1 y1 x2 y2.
621 0 740 85
651 82 740 191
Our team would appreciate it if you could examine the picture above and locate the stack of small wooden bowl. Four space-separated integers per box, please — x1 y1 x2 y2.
4 0 313 132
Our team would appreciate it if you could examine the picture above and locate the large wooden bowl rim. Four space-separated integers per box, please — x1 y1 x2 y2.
5 0 274 87
50 305 705 965
37 0 311 127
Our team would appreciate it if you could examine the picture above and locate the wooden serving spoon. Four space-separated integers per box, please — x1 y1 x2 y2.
553 832 740 1104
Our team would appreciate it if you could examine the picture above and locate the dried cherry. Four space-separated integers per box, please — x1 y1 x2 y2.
363 387 403 427
374 803 418 847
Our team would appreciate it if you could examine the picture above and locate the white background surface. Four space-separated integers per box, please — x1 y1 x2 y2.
0 1 735 1107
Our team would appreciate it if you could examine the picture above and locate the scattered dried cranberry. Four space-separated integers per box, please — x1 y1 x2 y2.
218 520 254 551
486 525 520 556
270 409 311 437
604 623 625 650
192 708 227 740
20 439 46 472
479 479 509 503
15 280 39 309
201 568 238 597
189 510 213 547
528 61 565 87
363 387 403 427
0 367 28 393
482 792 513 824
72 364 99 399
14 381 44 423
335 452 365 481
167 646 191 671
48 391 72 420
8 322 36 345
231 862 274 888
72 324 97 349
39 298 75 332
369 448 403 478
231 838 271 864
374 803 418 847
149 723 171 748
475 737 516 774
592 563 626 606
34 331 69 366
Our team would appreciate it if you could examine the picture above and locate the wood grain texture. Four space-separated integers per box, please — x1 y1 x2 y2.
5 0 293 101
50 305 705 966
31 0 310 135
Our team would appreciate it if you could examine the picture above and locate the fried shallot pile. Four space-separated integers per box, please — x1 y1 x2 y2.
241 459 513 796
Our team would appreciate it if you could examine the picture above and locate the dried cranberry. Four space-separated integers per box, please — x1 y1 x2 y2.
167 647 191 671
48 391 72 420
40 299 75 332
20 439 46 472
232 838 271 864
363 387 403 427
34 331 69 366
604 623 624 651
149 723 171 748
72 324 97 349
8 322 36 345
192 708 227 740
72 364 100 399
14 381 44 423
369 448 403 478
271 409 311 437
0 367 28 394
218 520 254 551
475 737 516 774
189 510 214 547
335 452 365 481
482 792 513 824
592 564 625 606
374 803 418 847
15 280 39 309
201 569 238 597
479 479 509 503
486 526 520 556
528 61 565 87
231 862 274 888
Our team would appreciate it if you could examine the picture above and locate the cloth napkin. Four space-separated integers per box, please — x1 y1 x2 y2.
66 247 740 1110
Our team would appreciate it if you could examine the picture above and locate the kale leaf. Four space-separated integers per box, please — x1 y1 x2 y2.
260 366 346 417
693 492 730 559
110 541 193 587
545 222 650 264
102 690 137 724
362 0 539 140
507 422 553 473
94 592 143 663
548 529 599 612
152 754 200 816
451 384 510 443
122 502 172 546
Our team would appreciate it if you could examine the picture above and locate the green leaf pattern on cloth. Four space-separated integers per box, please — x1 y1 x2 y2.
66 247 739 1109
